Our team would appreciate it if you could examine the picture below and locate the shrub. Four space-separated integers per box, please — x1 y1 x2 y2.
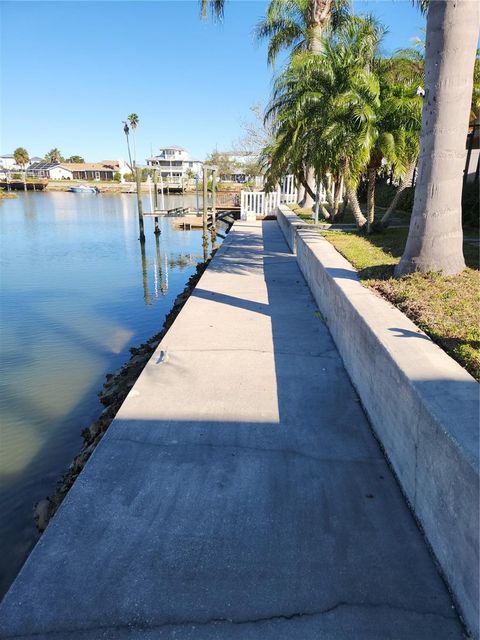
113 172 121 182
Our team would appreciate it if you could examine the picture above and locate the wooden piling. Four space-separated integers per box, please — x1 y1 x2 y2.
153 171 158 210
202 165 209 263
135 167 145 242
211 168 217 246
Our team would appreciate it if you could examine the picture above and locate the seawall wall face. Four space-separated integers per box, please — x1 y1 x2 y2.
276 205 480 638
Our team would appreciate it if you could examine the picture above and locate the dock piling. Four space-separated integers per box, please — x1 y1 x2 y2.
202 165 209 263
135 167 145 242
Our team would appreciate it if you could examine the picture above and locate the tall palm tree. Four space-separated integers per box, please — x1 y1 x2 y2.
257 0 350 206
122 122 134 175
264 17 383 227
255 0 349 66
14 147 29 189
128 113 139 168
396 0 479 276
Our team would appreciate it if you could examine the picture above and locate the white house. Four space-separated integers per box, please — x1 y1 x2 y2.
27 160 129 181
217 151 263 185
146 147 202 179
0 154 19 172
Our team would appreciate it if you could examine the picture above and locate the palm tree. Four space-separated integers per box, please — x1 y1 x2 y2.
264 18 383 228
256 0 350 206
255 0 349 66
14 147 29 189
44 148 64 163
200 0 224 20
128 113 139 168
122 122 134 175
396 0 479 276
364 70 423 232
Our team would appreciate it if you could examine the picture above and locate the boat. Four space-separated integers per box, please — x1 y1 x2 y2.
68 185 99 193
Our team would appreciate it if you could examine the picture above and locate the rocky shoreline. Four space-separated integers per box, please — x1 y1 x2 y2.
33 228 231 532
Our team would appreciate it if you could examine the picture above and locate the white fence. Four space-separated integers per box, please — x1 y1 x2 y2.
240 175 297 220
240 173 344 220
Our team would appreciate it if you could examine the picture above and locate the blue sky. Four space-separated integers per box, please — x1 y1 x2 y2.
1 1 425 162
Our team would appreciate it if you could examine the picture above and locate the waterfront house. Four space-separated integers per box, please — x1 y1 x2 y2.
0 154 17 172
146 147 202 180
217 151 264 186
27 160 130 181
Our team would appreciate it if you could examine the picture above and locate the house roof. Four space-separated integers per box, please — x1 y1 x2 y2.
159 146 186 152
0 154 14 159
28 162 61 170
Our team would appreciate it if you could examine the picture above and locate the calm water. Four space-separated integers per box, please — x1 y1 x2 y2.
0 191 220 597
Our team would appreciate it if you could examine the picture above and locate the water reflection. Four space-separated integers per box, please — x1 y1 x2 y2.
154 233 168 296
0 192 224 598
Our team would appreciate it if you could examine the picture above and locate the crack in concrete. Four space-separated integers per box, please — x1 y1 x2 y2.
2 600 459 638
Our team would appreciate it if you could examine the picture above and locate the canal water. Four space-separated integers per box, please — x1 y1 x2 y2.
0 191 221 598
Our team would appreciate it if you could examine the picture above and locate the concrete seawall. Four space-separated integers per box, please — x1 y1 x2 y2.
277 205 480 638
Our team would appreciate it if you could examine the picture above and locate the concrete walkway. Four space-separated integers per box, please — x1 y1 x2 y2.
0 222 464 639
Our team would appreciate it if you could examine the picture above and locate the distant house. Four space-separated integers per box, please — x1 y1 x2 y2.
0 155 45 177
217 151 262 184
27 162 73 179
0 154 18 172
146 147 202 179
27 160 129 181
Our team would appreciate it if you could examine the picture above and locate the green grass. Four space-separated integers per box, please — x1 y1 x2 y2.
321 227 480 380
288 202 409 226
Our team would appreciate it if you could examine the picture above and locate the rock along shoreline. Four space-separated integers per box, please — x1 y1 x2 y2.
34 221 233 532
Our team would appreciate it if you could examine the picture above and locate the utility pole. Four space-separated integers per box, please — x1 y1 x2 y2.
136 166 145 242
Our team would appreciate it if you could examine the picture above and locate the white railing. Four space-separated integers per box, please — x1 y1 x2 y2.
280 174 298 203
240 174 344 220
240 174 296 219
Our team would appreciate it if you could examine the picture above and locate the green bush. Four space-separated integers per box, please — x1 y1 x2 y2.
124 173 134 182
12 173 22 180
113 172 121 182
359 179 414 212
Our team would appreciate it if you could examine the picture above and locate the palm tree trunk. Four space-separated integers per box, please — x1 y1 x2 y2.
395 0 479 277
303 166 316 209
297 182 305 205
381 160 416 228
332 172 341 220
309 23 323 51
132 132 137 169
366 166 376 234
308 0 331 50
345 184 367 229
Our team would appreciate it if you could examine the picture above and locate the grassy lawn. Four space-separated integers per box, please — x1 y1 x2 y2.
288 202 409 226
321 227 480 380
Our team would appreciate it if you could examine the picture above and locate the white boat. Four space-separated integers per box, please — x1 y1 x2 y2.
68 185 98 193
